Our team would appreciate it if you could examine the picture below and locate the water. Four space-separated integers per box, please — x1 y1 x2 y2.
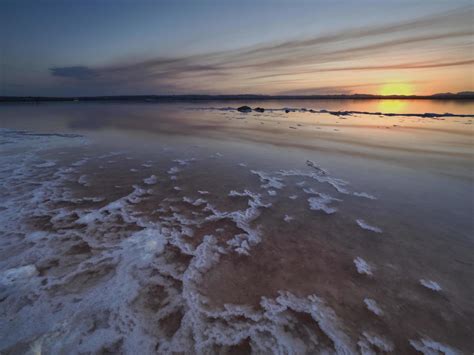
0 100 473 354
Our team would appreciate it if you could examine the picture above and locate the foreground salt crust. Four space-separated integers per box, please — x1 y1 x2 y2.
0 131 323 352
0 130 362 353
356 219 382 233
143 174 158 185
420 279 442 291
251 170 285 190
0 265 38 286
364 298 383 317
358 331 394 354
307 194 339 214
354 257 373 276
0 165 352 353
219 189 271 255
353 191 377 200
409 338 460 355
0 128 463 353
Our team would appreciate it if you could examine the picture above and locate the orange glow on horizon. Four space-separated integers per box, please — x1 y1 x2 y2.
379 83 414 96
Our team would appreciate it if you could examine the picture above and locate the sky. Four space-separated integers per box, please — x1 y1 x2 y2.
1 0 473 96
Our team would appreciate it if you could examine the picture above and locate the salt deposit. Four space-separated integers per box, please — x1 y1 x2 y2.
354 257 373 276
143 175 158 185
364 298 383 316
410 338 460 355
356 219 382 233
0 125 470 354
420 279 442 291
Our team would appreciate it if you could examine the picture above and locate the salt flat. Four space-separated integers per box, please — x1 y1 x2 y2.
0 100 472 354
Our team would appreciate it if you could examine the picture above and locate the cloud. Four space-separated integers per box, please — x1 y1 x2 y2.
278 86 354 96
49 6 473 94
50 66 99 80
318 59 474 72
237 6 470 53
251 59 474 81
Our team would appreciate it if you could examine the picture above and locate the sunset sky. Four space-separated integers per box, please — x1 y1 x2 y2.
1 0 473 96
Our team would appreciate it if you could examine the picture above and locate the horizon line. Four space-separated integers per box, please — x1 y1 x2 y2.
1 91 474 102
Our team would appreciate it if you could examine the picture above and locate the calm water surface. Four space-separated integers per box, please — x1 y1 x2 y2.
0 100 473 354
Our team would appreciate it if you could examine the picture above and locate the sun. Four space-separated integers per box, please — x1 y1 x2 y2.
380 83 413 96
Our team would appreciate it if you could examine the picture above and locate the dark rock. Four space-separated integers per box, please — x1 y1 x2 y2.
285 109 290 113
254 107 265 113
237 106 252 113
329 111 351 117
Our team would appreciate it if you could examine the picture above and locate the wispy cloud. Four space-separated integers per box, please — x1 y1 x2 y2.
278 81 428 95
251 59 474 81
49 6 473 94
50 66 99 80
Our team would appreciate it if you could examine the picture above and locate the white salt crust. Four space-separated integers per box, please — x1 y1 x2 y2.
143 175 158 185
364 298 383 317
356 219 382 233
409 338 460 355
354 257 373 276
420 279 442 291
0 128 456 354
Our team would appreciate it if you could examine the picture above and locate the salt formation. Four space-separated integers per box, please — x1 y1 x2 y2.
143 175 158 185
356 219 382 233
34 160 57 168
308 194 339 214
78 174 91 186
420 279 442 291
354 257 373 276
364 298 383 316
409 338 460 355
277 169 350 194
251 170 285 190
353 192 377 200
358 331 394 354
0 128 463 353
173 158 196 166
0 130 354 352
167 166 180 174
218 190 271 255
0 265 38 286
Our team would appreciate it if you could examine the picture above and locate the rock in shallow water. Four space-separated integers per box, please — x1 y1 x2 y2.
237 105 252 113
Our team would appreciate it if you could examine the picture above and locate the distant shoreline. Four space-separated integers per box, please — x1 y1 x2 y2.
1 92 474 103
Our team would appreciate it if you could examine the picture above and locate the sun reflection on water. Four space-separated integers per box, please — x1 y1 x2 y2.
377 100 407 113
